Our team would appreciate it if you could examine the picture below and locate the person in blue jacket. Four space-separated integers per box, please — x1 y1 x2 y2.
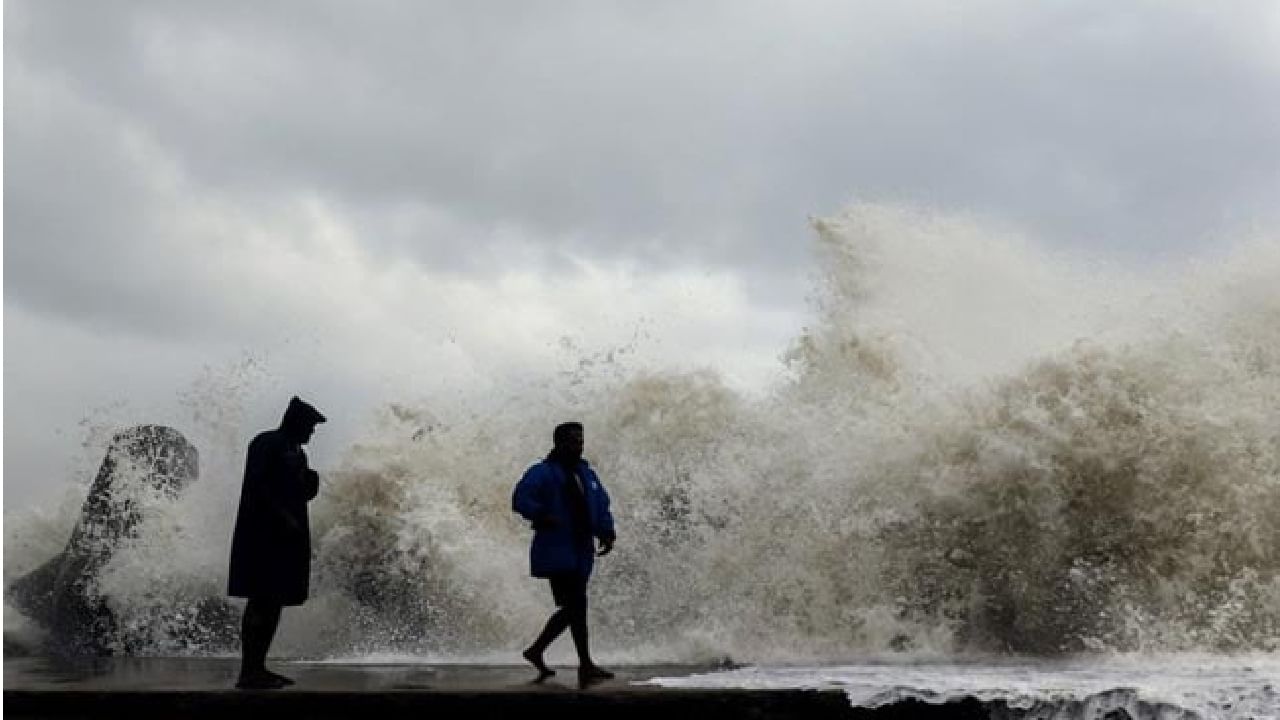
513 421 616 687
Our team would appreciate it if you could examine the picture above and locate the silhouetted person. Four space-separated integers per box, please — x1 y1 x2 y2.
227 396 326 690
513 422 616 688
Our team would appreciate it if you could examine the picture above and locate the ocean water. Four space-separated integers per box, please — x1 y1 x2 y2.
5 204 1279 713
644 656 1280 719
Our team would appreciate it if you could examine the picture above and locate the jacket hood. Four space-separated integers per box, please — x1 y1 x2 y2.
280 396 326 434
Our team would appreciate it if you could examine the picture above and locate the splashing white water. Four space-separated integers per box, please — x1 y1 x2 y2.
644 654 1280 720
6 203 1279 663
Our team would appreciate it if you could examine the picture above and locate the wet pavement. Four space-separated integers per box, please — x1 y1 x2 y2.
4 655 711 692
2 657 871 719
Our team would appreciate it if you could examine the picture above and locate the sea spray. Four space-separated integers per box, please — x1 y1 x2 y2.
6 203 1279 660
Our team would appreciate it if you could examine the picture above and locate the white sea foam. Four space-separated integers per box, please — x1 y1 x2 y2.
6 203 1279 665
644 654 1280 719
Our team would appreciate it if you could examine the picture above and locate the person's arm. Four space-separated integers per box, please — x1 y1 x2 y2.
593 472 616 556
301 446 320 503
248 436 303 534
512 465 559 529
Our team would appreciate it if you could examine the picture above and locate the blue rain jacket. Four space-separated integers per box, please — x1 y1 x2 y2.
512 458 615 578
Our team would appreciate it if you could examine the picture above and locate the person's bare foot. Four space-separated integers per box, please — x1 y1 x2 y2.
577 664 614 688
522 648 555 683
235 672 286 690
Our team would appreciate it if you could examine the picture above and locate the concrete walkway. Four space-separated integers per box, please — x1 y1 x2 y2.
3 657 989 719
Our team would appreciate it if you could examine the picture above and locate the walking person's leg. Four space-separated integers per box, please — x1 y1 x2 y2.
522 574 577 682
523 610 567 681
565 577 590 666
564 574 613 687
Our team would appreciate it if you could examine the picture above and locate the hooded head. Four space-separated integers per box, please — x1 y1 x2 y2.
280 396 326 444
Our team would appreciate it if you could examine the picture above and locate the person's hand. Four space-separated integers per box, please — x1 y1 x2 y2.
597 538 614 557
301 468 321 500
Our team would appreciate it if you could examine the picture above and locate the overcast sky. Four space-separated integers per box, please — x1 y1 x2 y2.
5 1 1279 509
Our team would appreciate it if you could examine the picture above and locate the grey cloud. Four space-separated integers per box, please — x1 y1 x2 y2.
4 66 250 341
7 0 1279 330
10 1 1278 291
6 0 1280 512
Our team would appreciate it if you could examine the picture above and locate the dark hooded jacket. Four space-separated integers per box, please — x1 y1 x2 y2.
227 397 325 605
